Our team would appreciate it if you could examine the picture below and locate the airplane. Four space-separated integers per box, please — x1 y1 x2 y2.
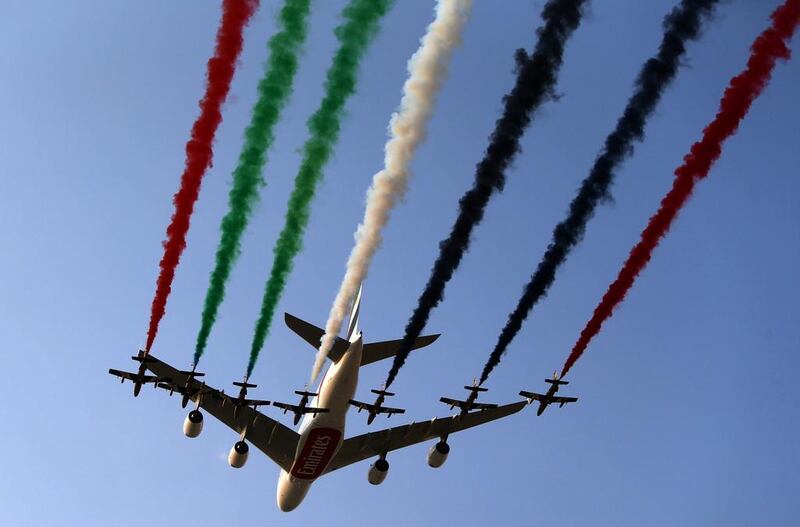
349 387 405 425
440 380 498 418
222 380 271 419
273 389 330 426
141 285 528 512
156 366 207 408
519 372 578 416
108 349 170 397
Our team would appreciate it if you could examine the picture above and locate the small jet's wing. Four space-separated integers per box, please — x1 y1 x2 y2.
108 369 162 384
108 369 137 381
380 407 405 416
241 398 271 408
550 396 578 406
272 401 300 413
273 402 329 416
439 397 467 410
325 401 527 473
144 355 299 472
519 391 545 402
348 399 376 412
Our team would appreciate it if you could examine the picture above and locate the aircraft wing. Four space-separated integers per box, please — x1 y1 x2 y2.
470 402 498 410
143 355 299 472
550 396 578 405
325 400 526 473
239 398 271 408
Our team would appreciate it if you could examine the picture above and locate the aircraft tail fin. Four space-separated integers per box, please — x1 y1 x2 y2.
346 283 363 342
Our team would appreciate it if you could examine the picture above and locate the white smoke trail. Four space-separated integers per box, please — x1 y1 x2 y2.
310 0 473 382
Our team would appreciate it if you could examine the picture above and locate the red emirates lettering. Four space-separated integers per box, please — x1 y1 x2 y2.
290 428 341 480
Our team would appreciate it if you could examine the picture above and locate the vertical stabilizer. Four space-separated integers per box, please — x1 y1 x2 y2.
346 283 363 342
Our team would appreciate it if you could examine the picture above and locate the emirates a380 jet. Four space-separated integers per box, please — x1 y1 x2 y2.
142 287 527 512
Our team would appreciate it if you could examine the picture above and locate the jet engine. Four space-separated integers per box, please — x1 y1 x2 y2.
228 441 249 468
183 409 203 438
427 440 450 468
367 458 389 485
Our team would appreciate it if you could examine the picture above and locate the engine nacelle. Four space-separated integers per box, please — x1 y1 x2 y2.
183 410 204 438
427 440 450 468
228 441 249 468
367 458 389 485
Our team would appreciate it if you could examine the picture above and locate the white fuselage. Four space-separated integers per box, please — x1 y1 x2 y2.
276 333 363 512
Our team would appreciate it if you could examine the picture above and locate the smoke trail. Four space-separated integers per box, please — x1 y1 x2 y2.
310 0 474 382
246 0 395 378
478 0 720 385
384 0 587 389
562 0 800 378
193 0 311 365
145 0 257 352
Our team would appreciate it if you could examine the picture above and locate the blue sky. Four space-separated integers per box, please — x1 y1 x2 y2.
1 0 798 525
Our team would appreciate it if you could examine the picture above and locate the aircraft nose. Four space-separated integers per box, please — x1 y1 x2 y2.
276 471 307 512
277 497 297 513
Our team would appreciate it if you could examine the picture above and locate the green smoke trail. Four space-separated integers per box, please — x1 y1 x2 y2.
247 0 395 377
194 0 312 366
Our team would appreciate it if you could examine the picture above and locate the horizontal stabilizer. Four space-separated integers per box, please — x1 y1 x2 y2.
285 312 440 366
545 378 568 386
233 381 257 388
464 385 488 393
371 389 395 397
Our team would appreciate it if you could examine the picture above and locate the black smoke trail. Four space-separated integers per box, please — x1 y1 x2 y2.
384 0 588 389
478 0 720 385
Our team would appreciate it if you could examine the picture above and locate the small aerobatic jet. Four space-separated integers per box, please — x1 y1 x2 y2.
155 366 208 408
108 350 170 397
139 286 527 512
440 381 498 418
349 387 405 425
222 381 271 419
273 390 330 426
519 372 578 416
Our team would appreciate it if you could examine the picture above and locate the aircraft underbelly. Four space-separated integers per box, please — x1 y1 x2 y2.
276 336 363 511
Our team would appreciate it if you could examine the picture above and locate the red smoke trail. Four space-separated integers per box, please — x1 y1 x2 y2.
145 0 258 352
562 0 799 377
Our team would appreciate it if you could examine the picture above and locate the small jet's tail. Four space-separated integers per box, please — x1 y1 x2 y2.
544 371 568 386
